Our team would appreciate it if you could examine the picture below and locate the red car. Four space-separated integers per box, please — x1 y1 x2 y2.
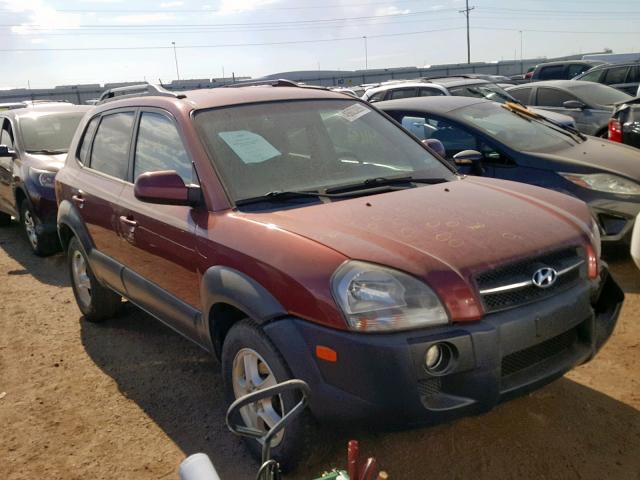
55 82 622 468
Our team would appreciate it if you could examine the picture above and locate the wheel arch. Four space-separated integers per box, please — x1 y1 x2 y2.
201 266 287 358
56 199 94 253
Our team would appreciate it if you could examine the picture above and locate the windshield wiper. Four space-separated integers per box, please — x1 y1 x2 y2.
235 189 339 206
324 176 449 194
26 149 67 154
501 103 586 142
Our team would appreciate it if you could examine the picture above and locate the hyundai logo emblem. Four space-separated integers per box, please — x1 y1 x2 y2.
532 267 558 288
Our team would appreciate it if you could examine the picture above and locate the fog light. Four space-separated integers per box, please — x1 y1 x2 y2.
425 344 443 370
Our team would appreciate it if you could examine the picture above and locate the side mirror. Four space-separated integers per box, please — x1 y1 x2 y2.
134 170 201 206
563 100 586 110
0 145 15 158
453 150 483 166
422 138 446 157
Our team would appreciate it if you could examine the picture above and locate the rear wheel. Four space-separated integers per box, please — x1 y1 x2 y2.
221 319 314 471
68 236 121 322
20 201 58 256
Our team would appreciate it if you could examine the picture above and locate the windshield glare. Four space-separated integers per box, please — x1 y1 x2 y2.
571 83 632 106
194 99 453 202
19 112 85 152
458 103 576 151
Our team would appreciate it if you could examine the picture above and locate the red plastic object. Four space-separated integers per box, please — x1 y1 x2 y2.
608 118 623 143
347 440 359 480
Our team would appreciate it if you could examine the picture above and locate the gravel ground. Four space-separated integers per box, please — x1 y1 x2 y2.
0 222 638 480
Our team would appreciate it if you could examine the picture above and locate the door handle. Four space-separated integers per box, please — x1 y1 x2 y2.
119 215 137 228
72 194 85 208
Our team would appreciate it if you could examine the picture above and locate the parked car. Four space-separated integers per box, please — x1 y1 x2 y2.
377 96 640 245
530 60 605 81
362 76 576 128
0 102 89 255
574 62 640 96
56 82 621 468
632 213 640 270
608 98 640 149
507 80 633 136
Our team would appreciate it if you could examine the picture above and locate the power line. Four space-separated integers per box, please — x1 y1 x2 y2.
0 27 466 52
0 9 459 29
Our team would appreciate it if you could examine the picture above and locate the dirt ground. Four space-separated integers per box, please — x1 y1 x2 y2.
0 221 638 480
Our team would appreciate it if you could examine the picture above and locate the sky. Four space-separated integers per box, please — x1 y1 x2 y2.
0 0 638 89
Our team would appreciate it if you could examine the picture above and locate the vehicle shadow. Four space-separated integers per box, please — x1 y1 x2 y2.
0 221 69 287
81 301 640 480
608 254 640 294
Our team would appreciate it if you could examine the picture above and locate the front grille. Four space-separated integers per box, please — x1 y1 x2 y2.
502 328 577 377
417 378 442 398
476 247 584 313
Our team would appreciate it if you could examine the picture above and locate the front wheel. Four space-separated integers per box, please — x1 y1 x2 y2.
221 319 314 471
67 236 121 322
20 201 58 256
0 211 11 227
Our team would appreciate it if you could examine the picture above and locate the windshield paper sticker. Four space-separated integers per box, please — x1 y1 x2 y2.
218 130 281 164
338 103 370 122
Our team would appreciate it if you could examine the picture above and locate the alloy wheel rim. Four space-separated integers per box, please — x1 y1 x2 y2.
23 210 38 249
232 348 284 447
71 250 92 307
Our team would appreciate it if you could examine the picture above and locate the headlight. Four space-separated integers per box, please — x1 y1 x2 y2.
560 172 640 196
331 261 449 332
30 168 57 188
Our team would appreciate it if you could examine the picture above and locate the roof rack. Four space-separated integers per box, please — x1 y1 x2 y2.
98 83 186 104
223 78 329 91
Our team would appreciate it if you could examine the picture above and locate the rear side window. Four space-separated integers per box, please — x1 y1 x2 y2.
567 64 591 78
603 66 629 85
389 88 417 100
509 88 532 104
628 66 640 83
536 88 575 107
538 65 565 80
89 112 134 180
78 116 100 164
134 112 192 183
418 87 445 97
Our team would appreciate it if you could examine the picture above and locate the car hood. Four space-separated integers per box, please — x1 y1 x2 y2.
22 152 67 171
240 177 593 320
523 137 640 181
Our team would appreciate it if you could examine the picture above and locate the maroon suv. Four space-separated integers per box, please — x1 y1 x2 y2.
55 83 623 467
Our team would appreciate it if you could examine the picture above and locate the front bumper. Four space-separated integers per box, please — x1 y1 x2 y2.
264 269 623 426
589 198 640 245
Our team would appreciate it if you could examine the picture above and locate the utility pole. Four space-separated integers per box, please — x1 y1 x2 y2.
171 41 180 80
363 36 368 70
459 0 475 64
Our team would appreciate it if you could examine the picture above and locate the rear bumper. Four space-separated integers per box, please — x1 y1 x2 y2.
264 269 623 426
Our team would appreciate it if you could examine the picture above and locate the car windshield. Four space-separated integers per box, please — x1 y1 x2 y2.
457 102 577 151
194 99 454 203
570 83 632 106
448 83 517 104
19 112 85 153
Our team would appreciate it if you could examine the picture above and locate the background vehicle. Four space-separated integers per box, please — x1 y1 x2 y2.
530 60 605 81
377 96 640 245
363 76 575 127
0 102 89 255
574 62 640 96
507 80 633 136
56 83 620 469
632 213 640 270
609 98 640 149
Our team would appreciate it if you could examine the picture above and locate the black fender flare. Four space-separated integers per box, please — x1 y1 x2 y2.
56 199 95 253
200 265 287 350
13 184 35 219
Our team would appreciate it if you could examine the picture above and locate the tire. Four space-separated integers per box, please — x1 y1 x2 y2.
597 129 608 139
0 211 10 227
67 236 121 322
221 319 314 472
20 201 58 256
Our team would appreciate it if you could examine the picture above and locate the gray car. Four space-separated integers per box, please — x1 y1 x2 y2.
575 62 640 96
507 80 633 137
